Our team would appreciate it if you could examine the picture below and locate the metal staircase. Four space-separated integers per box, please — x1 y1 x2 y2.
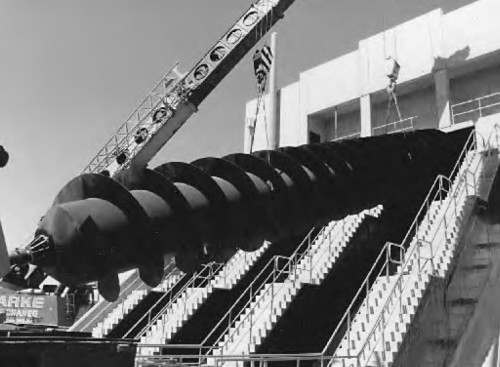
130 262 223 355
69 259 178 334
161 126 500 367
297 206 383 285
212 244 271 290
92 272 183 338
205 207 382 366
72 242 270 337
141 286 215 354
138 243 272 355
328 129 496 367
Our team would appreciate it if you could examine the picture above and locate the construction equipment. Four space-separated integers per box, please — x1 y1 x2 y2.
384 56 403 126
0 0 296 292
1 129 469 301
84 0 296 177
0 1 469 303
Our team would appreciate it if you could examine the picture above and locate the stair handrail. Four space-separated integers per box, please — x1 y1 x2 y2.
323 128 485 364
205 211 373 358
72 258 178 333
94 259 182 337
284 211 374 287
448 129 478 186
355 160 477 364
124 261 225 339
283 217 346 283
235 211 378 354
322 169 453 357
320 241 404 357
295 215 352 280
203 210 377 358
201 253 297 349
331 193 451 363
202 226 319 355
346 127 500 365
215 249 253 286
214 253 303 355
354 170 472 365
398 129 477 263
72 271 142 332
136 227 317 355
142 127 500 367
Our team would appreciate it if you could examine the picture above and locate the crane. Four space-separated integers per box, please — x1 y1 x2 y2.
0 0 295 292
84 0 295 177
0 1 470 302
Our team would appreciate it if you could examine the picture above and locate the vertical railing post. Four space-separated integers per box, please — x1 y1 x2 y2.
417 240 422 273
271 262 276 319
366 279 370 317
452 178 458 233
309 252 313 283
249 304 253 347
398 275 403 316
347 312 351 354
228 307 232 340
385 247 389 281
382 309 387 362
430 240 435 274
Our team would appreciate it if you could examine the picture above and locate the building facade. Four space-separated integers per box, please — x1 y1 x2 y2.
245 0 500 151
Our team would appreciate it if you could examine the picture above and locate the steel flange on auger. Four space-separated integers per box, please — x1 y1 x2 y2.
7 129 470 300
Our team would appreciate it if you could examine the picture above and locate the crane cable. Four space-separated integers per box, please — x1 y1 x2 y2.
249 4 274 159
384 73 403 128
382 5 403 135
248 81 268 154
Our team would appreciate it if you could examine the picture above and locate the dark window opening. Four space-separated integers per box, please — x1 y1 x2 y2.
309 131 321 144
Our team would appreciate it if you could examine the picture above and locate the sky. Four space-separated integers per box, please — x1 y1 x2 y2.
0 0 476 250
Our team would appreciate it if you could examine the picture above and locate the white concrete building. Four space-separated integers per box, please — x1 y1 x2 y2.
245 0 500 151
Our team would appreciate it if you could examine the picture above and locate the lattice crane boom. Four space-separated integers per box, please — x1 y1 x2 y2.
83 0 295 176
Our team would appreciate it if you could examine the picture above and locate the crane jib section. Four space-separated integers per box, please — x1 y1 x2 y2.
83 0 295 177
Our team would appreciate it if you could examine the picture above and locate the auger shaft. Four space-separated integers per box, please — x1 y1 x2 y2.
12 129 469 300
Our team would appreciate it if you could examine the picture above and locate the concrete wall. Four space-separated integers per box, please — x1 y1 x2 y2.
300 51 361 115
245 0 500 149
279 82 301 147
359 9 443 95
443 0 500 67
